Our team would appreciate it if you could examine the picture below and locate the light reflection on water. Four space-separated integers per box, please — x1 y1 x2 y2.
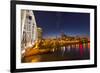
22 47 90 63
22 43 90 63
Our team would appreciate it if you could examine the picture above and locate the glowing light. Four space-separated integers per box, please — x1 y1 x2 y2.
79 43 83 56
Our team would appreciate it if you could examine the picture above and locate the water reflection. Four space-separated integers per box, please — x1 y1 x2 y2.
22 43 90 63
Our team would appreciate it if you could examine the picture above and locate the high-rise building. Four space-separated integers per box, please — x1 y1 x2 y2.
37 27 42 40
21 10 37 51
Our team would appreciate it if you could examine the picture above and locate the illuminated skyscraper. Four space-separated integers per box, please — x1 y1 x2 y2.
37 27 42 40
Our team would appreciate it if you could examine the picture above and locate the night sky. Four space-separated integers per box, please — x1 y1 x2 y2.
33 10 90 38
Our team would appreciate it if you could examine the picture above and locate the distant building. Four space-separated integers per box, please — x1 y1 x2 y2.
37 27 42 40
21 10 37 51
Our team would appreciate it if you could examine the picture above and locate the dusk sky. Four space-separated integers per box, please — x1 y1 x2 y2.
33 10 90 38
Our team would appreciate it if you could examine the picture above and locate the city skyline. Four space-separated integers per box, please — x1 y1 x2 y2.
21 10 90 63
33 10 90 38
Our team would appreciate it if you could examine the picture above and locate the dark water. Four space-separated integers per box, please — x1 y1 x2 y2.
39 48 89 62
22 48 90 63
